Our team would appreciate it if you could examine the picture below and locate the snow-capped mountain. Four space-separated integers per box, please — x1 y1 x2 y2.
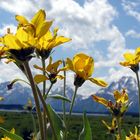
0 76 139 113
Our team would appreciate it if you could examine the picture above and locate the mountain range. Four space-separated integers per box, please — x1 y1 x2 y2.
0 76 139 113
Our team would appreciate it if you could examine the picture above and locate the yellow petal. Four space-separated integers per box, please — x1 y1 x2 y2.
31 9 46 28
46 60 62 73
53 36 71 48
89 77 108 87
16 27 36 47
124 53 135 61
66 58 74 71
114 90 121 101
56 75 64 80
15 15 28 25
36 21 53 39
34 74 48 84
3 34 23 50
34 64 44 71
92 95 108 107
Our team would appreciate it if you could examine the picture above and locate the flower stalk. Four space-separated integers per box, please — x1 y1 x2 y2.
41 58 47 140
23 61 45 140
69 86 78 116
135 71 140 133
116 117 122 140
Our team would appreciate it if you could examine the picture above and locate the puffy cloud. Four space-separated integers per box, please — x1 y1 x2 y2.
0 0 136 97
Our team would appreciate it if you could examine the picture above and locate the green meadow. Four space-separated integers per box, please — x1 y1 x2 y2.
0 111 138 140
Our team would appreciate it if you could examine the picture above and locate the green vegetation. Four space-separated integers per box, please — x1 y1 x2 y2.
0 111 138 140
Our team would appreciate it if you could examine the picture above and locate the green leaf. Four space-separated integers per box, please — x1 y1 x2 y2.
79 112 92 140
0 127 24 140
46 104 65 140
47 94 71 103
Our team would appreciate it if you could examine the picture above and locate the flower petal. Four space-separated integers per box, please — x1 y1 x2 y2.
15 15 28 25
3 34 23 50
34 74 48 84
92 95 108 107
88 77 108 87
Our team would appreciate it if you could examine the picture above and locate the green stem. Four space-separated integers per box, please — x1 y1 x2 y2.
41 58 47 140
36 86 59 140
30 111 37 137
42 58 46 96
69 86 78 116
62 60 66 123
44 83 53 100
63 60 66 140
136 71 140 133
116 117 122 140
23 61 45 140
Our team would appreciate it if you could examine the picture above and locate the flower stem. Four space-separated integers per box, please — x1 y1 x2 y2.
116 117 122 140
135 71 140 133
41 58 47 140
62 60 66 123
63 60 66 140
23 61 45 140
69 86 78 116
42 58 46 96
44 83 53 99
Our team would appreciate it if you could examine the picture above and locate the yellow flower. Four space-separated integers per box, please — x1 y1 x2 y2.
66 53 108 87
102 118 117 134
1 128 15 140
36 27 71 59
126 127 140 140
1 27 36 61
34 57 65 84
120 47 140 72
15 9 53 39
92 89 129 117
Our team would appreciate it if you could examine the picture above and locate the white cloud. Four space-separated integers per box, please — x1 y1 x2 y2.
0 0 136 97
122 0 140 22
125 29 140 39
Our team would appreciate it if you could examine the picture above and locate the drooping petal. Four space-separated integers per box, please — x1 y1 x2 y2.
92 95 108 107
88 77 108 87
34 74 48 84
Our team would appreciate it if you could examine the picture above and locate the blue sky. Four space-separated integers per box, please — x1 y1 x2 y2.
0 0 140 97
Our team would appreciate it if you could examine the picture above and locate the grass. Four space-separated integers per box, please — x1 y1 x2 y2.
0 111 138 140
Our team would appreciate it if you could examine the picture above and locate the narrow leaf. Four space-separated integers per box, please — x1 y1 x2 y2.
47 94 71 102
46 104 65 140
0 127 24 140
79 112 92 140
